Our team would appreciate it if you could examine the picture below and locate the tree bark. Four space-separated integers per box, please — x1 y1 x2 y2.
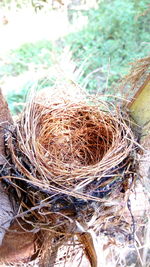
0 88 14 245
0 89 38 264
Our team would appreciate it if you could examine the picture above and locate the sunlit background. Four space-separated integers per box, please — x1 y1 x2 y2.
0 0 149 113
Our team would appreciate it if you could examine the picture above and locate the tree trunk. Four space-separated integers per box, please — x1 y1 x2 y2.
0 88 14 245
0 89 37 264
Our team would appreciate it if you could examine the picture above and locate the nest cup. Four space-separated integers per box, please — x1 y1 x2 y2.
9 91 134 198
37 105 114 177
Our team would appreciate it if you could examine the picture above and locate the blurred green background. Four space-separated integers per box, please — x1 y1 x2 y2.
0 0 149 114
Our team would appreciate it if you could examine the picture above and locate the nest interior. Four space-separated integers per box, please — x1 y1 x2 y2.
36 104 114 178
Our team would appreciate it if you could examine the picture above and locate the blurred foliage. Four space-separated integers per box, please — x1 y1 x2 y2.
6 86 27 114
0 0 149 113
64 0 150 93
31 0 64 11
0 0 30 8
0 0 64 10
0 40 52 77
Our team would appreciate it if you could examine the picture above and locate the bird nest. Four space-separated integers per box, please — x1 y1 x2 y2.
5 92 137 266
8 98 134 194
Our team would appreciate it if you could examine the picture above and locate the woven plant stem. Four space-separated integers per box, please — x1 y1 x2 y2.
78 232 98 267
